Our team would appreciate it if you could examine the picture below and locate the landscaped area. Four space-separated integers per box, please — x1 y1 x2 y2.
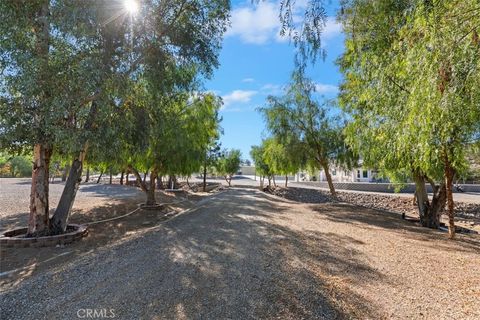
1 178 479 319
1 0 480 319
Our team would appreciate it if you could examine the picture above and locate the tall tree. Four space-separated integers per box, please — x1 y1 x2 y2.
250 143 275 189
1 0 230 234
338 0 480 237
260 72 356 196
202 140 222 192
123 88 222 205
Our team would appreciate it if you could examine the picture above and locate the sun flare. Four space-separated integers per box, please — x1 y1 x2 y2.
124 0 139 14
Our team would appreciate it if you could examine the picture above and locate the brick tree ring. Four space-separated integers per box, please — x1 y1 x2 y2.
0 224 88 248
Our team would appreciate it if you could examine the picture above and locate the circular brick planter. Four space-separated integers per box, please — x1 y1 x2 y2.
0 224 88 248
139 203 164 210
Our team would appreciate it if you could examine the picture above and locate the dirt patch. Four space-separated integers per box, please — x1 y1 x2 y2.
0 188 213 285
266 186 480 232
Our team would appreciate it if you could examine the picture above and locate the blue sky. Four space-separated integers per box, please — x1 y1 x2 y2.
205 0 344 161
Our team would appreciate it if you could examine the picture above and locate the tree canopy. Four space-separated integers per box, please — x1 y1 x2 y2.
337 0 480 237
260 71 356 196
217 149 242 187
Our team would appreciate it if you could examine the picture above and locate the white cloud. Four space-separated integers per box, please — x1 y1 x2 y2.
323 17 342 40
315 83 338 94
242 78 255 83
226 1 342 45
221 90 257 108
260 83 284 95
226 2 280 44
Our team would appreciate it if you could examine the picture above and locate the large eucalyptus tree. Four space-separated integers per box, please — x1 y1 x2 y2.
0 0 230 235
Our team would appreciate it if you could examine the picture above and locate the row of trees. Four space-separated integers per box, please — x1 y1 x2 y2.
0 0 230 236
255 0 480 239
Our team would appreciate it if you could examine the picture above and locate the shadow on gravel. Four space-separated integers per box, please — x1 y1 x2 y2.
0 211 29 234
1 188 384 319
0 188 202 278
314 203 480 254
79 183 143 198
149 189 383 318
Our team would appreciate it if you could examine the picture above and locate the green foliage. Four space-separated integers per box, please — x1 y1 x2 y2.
217 149 242 180
10 156 33 177
117 84 223 179
263 137 302 176
275 0 328 66
0 153 32 177
0 0 230 165
338 0 480 183
250 144 274 178
260 71 356 173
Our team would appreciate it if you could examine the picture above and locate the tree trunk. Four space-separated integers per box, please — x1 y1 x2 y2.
128 165 148 192
129 166 156 205
28 0 51 236
96 171 103 184
126 172 129 185
413 171 446 228
157 175 163 189
285 175 288 188
120 171 124 185
61 164 70 182
146 169 158 205
260 175 264 190
273 175 277 187
85 166 90 182
50 145 88 234
444 159 456 239
321 161 336 197
224 175 231 187
109 168 113 184
168 175 179 189
203 164 207 192
28 143 52 236
143 171 148 183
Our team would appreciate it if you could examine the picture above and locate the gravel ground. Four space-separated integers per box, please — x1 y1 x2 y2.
271 187 480 221
1 188 479 319
0 178 144 232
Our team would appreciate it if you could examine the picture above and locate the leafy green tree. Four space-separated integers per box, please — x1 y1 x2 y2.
122 87 222 205
338 0 480 238
217 149 242 187
260 71 356 196
250 144 275 189
1 0 229 234
263 137 304 187
202 140 223 192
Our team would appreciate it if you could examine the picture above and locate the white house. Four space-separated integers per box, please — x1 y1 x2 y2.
297 162 378 183
318 167 377 182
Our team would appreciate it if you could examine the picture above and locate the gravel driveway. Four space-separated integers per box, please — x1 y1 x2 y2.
1 188 479 319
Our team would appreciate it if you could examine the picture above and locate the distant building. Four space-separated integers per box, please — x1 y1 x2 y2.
238 165 256 176
297 162 380 183
319 167 378 183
